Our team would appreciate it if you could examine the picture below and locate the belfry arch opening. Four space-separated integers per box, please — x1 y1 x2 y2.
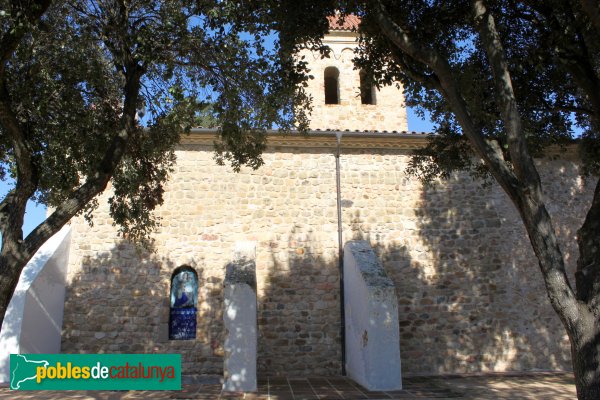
359 70 376 105
324 66 340 104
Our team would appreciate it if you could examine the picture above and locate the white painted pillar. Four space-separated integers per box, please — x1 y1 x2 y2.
344 240 402 390
0 226 71 383
223 242 257 392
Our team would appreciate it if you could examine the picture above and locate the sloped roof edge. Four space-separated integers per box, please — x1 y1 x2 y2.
327 14 361 31
180 128 432 150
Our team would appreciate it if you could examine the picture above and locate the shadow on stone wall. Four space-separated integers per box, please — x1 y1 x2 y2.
256 223 416 377
257 226 341 376
62 231 350 377
60 159 589 378
61 242 224 375
378 163 590 376
339 181 579 377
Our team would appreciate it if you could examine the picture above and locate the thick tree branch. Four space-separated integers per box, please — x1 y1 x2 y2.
361 1 600 395
472 0 540 186
20 0 147 257
371 0 520 199
387 48 441 92
0 190 24 252
0 1 50 248
0 1 52 325
370 1 439 71
23 63 144 256
0 0 52 74
0 91 35 256
372 0 580 328
0 86 35 204
473 0 579 326
576 178 600 308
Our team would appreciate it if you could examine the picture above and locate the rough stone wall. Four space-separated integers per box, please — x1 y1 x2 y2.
361 158 590 375
61 139 592 376
297 32 408 132
62 144 343 376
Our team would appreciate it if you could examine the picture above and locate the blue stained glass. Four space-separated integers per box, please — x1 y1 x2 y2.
169 308 197 340
170 269 198 308
169 267 198 340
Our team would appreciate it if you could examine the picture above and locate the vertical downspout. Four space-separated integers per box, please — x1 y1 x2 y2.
335 131 346 376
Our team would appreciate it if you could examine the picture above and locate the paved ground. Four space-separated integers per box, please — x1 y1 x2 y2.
0 372 576 399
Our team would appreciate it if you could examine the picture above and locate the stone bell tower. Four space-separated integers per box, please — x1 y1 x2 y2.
298 15 408 132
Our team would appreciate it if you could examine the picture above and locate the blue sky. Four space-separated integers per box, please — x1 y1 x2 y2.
407 107 434 133
0 188 47 238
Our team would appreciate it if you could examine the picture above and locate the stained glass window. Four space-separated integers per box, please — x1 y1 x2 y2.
169 266 198 340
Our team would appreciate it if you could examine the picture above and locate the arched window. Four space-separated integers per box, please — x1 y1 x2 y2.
359 70 376 105
324 67 340 104
169 266 198 340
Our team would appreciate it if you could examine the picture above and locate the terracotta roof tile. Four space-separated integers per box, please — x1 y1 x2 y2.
327 14 361 31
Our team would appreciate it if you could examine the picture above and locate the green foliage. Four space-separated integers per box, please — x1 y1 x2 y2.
406 126 492 186
0 0 310 243
356 0 598 178
272 0 599 180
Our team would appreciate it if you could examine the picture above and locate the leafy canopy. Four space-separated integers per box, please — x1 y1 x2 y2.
351 0 599 182
0 0 309 242
273 0 599 182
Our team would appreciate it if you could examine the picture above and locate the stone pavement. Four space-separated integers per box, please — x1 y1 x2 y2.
0 372 576 399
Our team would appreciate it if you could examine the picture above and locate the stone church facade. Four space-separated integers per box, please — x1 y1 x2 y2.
59 18 592 377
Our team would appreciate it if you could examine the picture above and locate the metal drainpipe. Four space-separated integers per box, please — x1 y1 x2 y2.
335 131 346 376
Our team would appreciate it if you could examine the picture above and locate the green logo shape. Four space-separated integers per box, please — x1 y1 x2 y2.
10 354 181 390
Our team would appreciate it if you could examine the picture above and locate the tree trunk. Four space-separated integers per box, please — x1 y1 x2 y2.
572 178 600 399
570 313 600 400
0 243 27 325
